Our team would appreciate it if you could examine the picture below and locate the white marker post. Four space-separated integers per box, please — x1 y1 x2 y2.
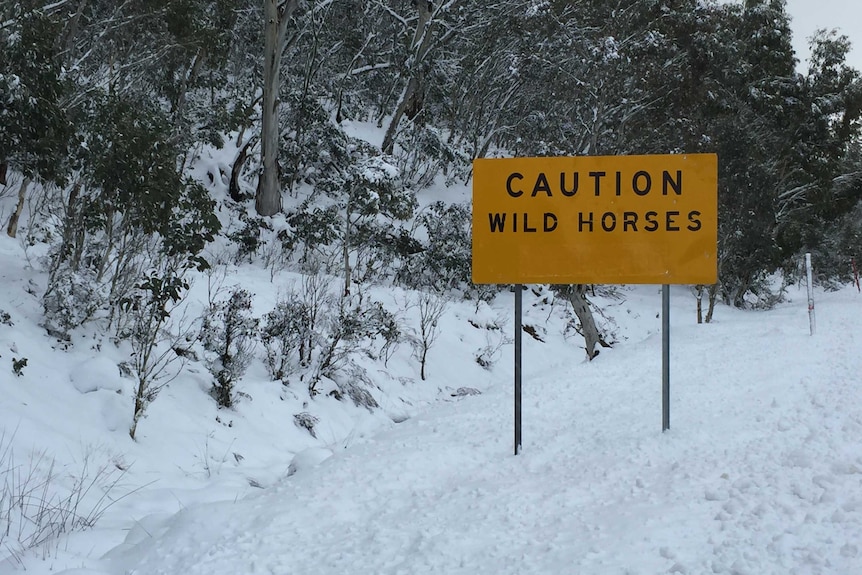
805 252 815 336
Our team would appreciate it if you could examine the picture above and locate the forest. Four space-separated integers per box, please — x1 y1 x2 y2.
2 0 862 432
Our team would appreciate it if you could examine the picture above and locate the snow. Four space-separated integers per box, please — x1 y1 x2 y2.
3 223 862 573
2 134 862 573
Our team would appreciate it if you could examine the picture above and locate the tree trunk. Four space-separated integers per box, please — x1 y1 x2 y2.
380 1 434 155
695 284 703 324
56 0 88 58
230 136 256 202
173 48 206 119
705 283 718 323
256 0 300 216
382 76 422 155
256 0 283 216
559 284 607 360
6 177 30 238
130 378 146 440
343 199 352 297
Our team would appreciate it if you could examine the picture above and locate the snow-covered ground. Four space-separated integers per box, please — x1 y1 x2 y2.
3 206 862 575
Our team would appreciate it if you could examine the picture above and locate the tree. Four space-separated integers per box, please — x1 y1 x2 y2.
43 90 220 335
123 260 192 440
379 0 478 155
413 292 446 380
554 284 609 361
775 30 862 268
256 0 301 216
329 143 415 296
0 2 74 237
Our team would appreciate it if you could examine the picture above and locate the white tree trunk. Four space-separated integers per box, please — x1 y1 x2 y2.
381 0 437 154
256 0 300 216
6 177 30 238
559 284 606 360
705 283 718 323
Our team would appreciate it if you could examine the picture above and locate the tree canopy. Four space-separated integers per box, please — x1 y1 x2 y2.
2 0 862 302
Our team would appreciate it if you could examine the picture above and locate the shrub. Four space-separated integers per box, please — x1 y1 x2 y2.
0 435 129 564
200 288 258 408
12 357 27 377
260 294 309 382
119 260 193 440
311 299 399 393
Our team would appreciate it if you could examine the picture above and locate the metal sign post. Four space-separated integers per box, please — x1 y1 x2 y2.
662 285 670 431
514 285 523 455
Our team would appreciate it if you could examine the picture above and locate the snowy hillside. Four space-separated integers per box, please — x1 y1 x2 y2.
3 211 862 573
4 0 862 572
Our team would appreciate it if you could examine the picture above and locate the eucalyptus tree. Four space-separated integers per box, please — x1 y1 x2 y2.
256 0 301 216
774 29 862 279
375 0 494 156
0 1 75 236
441 0 534 159
618 0 807 305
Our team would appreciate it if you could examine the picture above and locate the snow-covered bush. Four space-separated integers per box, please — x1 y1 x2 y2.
11 357 27 377
281 204 341 266
392 122 467 189
200 288 258 409
228 215 270 264
260 273 399 403
260 293 309 382
293 412 319 438
42 268 106 338
396 201 476 294
310 298 399 394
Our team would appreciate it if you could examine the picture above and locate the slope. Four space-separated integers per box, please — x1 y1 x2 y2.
30 284 862 575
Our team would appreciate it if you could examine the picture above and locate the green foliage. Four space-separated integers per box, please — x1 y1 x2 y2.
282 205 341 260
352 159 415 220
336 300 398 345
773 31 862 269
78 93 184 235
0 2 74 184
121 273 190 324
281 91 351 189
163 178 221 270
278 137 417 286
397 201 473 293
42 89 219 334
228 216 271 263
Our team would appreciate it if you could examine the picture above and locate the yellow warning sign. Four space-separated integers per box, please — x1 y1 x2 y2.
471 154 717 284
